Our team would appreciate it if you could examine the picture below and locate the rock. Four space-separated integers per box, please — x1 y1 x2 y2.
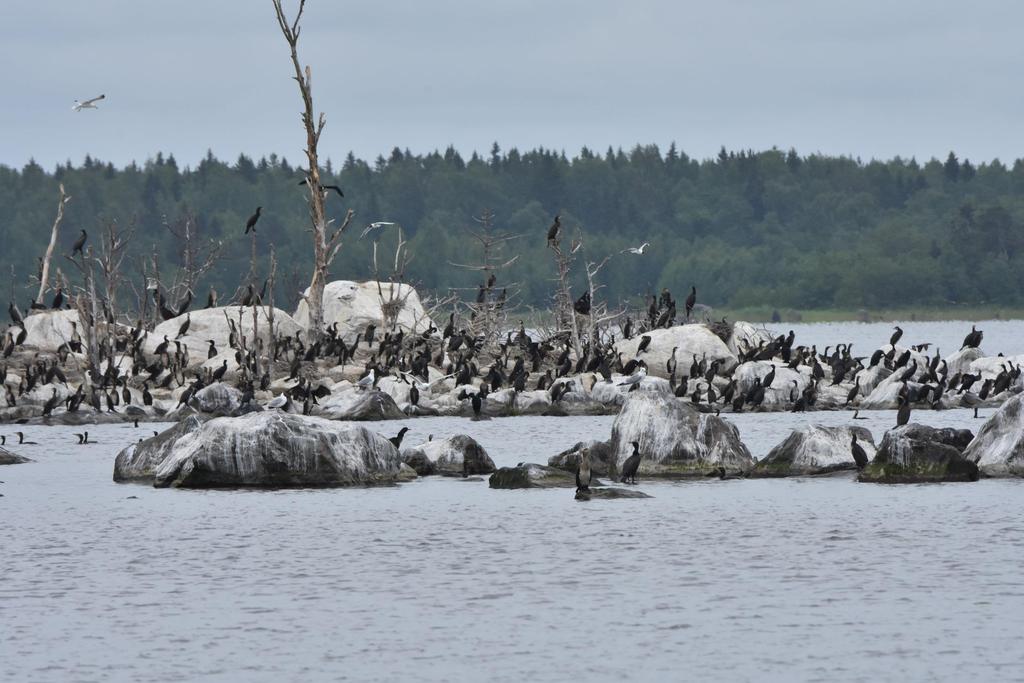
401 435 495 476
294 280 434 341
609 392 754 477
733 361 811 411
0 447 31 465
859 423 978 483
548 440 615 476
489 463 577 489
614 324 738 380
752 424 876 477
962 393 1024 477
314 388 405 421
944 347 985 377
192 383 242 414
575 487 652 500
114 416 207 482
147 306 304 363
21 309 82 352
728 321 775 358
125 412 406 488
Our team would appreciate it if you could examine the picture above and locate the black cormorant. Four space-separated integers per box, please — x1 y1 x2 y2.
620 441 642 484
244 206 262 234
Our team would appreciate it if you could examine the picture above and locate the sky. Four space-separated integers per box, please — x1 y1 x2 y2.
1 0 1020 170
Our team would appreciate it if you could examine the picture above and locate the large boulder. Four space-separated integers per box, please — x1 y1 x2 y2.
314 387 405 421
192 383 242 414
614 324 738 380
548 440 615 476
752 424 876 477
0 447 31 465
609 392 754 477
294 280 434 342
114 416 206 482
21 309 82 352
147 306 304 362
962 393 1024 477
402 435 495 476
859 424 978 483
118 412 407 488
732 361 811 411
944 347 984 378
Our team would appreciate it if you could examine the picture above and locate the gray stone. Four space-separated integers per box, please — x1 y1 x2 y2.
609 392 754 478
548 440 614 476
962 393 1024 477
859 423 978 483
0 447 31 465
489 463 578 489
753 424 876 477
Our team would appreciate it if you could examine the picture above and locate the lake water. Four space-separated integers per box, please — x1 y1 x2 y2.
3 321 1024 682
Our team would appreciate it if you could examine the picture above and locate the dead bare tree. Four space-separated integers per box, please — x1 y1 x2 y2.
548 226 583 359
163 211 224 305
36 184 71 307
272 0 353 339
361 222 417 334
449 210 523 346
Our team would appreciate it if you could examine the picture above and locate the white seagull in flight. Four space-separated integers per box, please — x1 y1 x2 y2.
621 242 649 255
72 94 106 112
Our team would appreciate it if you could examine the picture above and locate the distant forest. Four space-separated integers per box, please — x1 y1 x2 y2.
1 144 1023 315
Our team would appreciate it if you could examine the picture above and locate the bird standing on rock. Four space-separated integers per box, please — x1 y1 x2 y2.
575 448 592 494
620 441 642 484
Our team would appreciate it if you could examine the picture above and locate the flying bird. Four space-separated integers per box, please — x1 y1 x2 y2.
360 221 396 239
621 242 649 255
297 178 345 198
72 94 105 112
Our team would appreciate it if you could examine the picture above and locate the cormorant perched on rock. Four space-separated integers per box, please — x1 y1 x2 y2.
620 441 642 484
890 326 903 348
176 314 191 339
41 388 59 417
8 302 23 326
762 365 776 389
51 288 64 310
389 427 409 449
851 434 869 470
211 359 228 382
896 395 911 426
575 447 592 494
244 206 262 234
637 335 652 354
155 335 170 356
546 214 561 245
207 340 218 359
142 383 153 406
846 381 860 405
666 347 678 376
71 229 88 256
685 286 696 320
961 325 983 350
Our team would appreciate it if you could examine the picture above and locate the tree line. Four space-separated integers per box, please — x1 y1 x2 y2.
2 145 1023 316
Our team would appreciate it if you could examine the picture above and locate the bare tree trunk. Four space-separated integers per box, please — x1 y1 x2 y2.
273 0 331 341
267 246 278 379
36 184 71 306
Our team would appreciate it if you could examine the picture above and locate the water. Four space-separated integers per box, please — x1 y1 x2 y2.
758 319 1024 358
3 401 1024 683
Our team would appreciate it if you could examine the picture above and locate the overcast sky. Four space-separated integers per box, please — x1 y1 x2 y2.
1 1 1020 169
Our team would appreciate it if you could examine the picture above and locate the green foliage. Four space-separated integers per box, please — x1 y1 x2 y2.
2 145 1024 313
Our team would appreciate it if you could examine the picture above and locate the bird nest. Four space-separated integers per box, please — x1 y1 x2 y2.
379 297 407 321
706 320 732 343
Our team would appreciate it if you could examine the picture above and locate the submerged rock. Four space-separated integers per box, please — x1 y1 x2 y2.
752 424 876 477
859 423 978 484
575 487 651 500
548 440 615 476
0 447 31 465
401 435 495 476
609 392 754 478
489 463 578 489
116 412 405 488
962 393 1024 477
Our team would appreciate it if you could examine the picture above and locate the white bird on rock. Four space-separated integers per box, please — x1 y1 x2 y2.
357 369 376 391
